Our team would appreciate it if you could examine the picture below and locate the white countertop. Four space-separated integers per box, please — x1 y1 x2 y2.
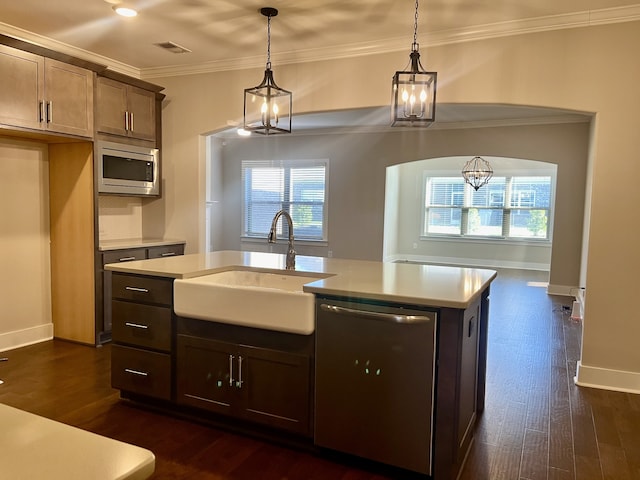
105 250 496 309
99 238 186 251
0 403 155 480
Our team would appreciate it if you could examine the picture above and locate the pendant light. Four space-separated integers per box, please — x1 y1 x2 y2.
243 7 292 135
462 156 494 191
391 0 437 127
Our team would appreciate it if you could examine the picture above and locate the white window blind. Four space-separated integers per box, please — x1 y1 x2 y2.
242 160 327 241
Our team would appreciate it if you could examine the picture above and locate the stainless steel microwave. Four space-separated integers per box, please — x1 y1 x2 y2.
97 141 159 196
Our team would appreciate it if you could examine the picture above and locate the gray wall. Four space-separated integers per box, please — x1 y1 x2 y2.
215 120 590 290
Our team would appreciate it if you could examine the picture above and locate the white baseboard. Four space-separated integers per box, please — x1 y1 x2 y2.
575 361 640 394
385 254 550 271
0 323 54 353
547 284 579 297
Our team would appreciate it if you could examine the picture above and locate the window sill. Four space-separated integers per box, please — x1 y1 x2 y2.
419 235 551 247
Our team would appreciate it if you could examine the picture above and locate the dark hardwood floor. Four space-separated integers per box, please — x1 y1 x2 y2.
1 268 639 479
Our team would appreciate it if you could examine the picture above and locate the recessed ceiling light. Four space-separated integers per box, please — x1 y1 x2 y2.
113 5 138 17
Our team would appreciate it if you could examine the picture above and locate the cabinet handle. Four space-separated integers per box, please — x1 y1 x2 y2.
124 111 130 131
46 101 52 123
468 317 475 338
39 101 45 122
125 286 149 293
161 252 176 257
229 354 235 387
237 356 243 388
124 368 148 377
119 256 137 262
125 322 148 330
130 112 134 132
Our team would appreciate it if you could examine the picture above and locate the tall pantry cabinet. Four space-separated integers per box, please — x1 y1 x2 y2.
0 34 165 346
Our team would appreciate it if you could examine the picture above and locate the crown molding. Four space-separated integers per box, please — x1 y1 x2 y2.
141 4 640 79
3 4 640 81
0 21 141 78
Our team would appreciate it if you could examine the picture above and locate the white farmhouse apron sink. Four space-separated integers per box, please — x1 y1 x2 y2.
173 269 330 334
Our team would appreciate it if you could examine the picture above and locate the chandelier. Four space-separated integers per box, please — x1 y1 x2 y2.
391 0 437 127
462 156 494 191
243 7 292 135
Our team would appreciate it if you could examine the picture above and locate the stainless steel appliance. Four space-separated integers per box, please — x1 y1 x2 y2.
97 141 159 196
314 298 437 475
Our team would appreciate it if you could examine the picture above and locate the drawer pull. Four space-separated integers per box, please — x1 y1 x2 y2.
125 322 149 330
161 252 176 257
119 256 137 262
124 368 149 377
125 286 149 293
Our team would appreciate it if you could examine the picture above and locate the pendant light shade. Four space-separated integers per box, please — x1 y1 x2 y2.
391 0 437 127
244 7 292 135
462 156 494 191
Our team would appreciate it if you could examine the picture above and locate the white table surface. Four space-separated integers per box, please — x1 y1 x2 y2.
0 403 155 480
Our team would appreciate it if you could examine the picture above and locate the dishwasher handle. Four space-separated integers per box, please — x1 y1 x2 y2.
320 303 434 324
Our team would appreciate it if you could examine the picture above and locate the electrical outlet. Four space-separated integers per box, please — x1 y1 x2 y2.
413 242 418 249
327 250 333 258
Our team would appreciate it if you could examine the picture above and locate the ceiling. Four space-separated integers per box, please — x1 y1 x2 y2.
1 0 629 132
1 0 639 77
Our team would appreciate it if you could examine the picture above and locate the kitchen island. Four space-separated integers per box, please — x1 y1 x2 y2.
105 250 496 479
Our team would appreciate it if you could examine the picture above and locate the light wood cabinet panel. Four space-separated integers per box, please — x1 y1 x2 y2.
126 86 156 141
0 45 93 137
96 77 156 141
44 58 94 137
49 143 96 345
0 45 43 130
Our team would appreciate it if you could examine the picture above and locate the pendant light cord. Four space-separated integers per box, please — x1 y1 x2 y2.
266 14 272 70
412 0 419 52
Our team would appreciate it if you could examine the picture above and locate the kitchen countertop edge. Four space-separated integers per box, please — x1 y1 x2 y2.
105 250 497 309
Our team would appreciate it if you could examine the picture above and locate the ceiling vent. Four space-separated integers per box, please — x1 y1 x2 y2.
154 41 192 54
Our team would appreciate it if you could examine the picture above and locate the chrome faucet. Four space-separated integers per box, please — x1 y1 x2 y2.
268 210 296 270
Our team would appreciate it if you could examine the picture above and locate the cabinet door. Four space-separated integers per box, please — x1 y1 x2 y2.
239 345 311 435
127 86 156 141
0 45 43 130
95 77 128 136
44 58 94 137
176 335 237 416
457 300 480 460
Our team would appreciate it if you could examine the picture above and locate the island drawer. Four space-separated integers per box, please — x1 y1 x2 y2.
112 300 172 351
111 344 171 400
112 273 173 306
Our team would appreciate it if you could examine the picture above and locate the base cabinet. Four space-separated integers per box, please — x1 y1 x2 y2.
110 272 174 401
99 243 184 343
176 323 312 437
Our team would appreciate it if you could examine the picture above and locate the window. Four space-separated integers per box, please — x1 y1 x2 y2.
242 160 328 241
423 175 552 240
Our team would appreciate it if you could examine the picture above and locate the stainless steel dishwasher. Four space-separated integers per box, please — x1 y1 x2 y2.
314 298 437 475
